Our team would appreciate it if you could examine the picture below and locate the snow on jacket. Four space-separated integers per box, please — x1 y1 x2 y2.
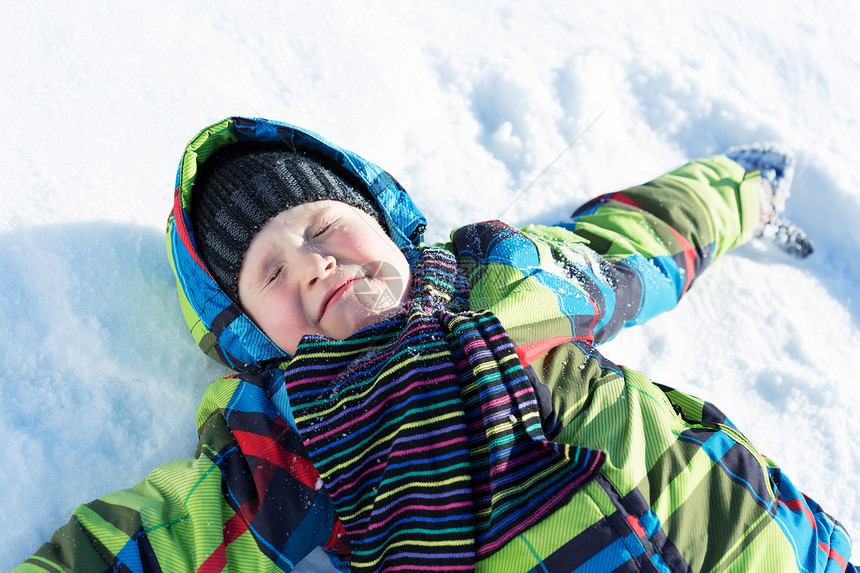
16 117 853 572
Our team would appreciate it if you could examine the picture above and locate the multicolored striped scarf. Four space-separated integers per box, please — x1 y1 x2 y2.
283 248 604 572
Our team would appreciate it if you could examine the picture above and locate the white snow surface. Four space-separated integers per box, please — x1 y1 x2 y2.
2 2 860 571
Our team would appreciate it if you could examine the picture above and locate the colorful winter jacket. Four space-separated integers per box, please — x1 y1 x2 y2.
16 117 854 572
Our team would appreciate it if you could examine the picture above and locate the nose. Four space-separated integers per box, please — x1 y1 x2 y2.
305 253 336 287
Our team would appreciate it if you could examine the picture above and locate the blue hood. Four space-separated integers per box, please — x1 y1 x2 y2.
167 117 427 371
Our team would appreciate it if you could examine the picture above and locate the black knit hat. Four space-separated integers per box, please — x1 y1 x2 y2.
191 143 387 301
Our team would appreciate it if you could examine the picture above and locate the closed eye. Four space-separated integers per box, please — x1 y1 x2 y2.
313 223 332 238
312 216 339 239
264 264 284 285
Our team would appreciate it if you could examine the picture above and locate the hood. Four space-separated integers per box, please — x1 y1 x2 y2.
167 117 427 371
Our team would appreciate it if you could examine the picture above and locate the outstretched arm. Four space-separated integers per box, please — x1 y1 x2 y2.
15 372 346 572
453 153 763 358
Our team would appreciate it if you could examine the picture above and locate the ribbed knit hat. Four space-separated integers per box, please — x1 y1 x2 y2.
191 143 386 301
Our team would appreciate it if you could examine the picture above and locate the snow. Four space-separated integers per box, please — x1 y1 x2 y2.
2 2 859 570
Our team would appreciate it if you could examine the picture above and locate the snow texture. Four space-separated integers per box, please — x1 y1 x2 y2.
2 2 859 571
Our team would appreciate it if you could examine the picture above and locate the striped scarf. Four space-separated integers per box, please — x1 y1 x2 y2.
283 248 604 572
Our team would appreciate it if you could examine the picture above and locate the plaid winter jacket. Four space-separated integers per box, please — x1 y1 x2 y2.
16 117 853 572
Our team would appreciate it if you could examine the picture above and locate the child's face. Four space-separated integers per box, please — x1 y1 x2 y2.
237 200 412 355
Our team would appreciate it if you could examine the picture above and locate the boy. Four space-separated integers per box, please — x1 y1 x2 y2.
17 116 851 572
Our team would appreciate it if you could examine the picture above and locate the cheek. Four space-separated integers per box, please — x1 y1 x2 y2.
339 229 380 257
264 315 305 355
364 234 407 267
247 292 308 353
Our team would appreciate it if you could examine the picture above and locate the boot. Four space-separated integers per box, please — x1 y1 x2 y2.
724 143 814 258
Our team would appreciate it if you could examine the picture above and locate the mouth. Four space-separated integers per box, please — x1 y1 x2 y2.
319 278 358 320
